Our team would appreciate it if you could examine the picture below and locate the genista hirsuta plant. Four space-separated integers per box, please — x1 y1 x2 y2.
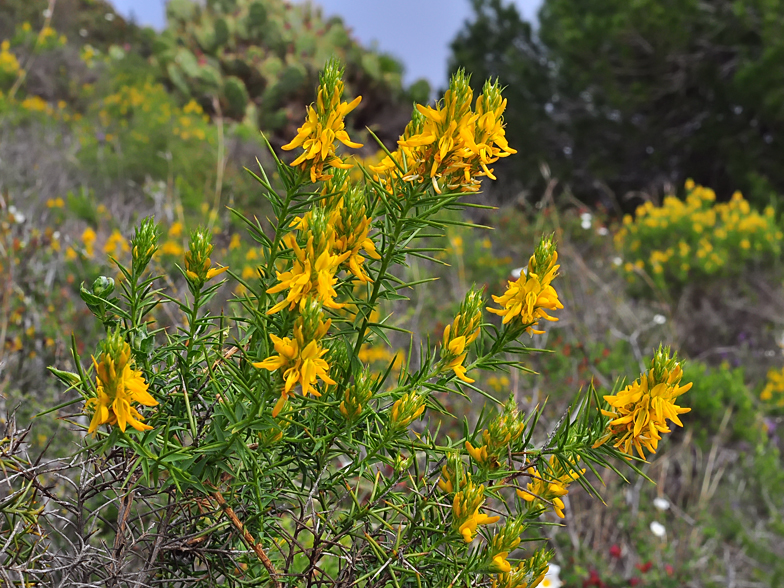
45 59 693 587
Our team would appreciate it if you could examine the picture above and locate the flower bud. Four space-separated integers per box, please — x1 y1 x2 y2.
130 218 158 276
440 287 483 382
527 233 558 281
466 396 526 470
339 370 373 422
437 452 465 494
92 275 115 298
389 390 426 431
491 549 552 588
184 228 228 288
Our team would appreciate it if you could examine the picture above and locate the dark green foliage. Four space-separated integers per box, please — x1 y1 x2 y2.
223 75 249 118
247 1 267 30
448 0 552 196
451 0 784 207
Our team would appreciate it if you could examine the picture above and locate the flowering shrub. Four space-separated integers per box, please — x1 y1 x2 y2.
614 180 782 293
761 365 784 409
29 61 694 586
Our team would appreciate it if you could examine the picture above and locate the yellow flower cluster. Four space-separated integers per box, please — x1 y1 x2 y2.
82 227 97 257
266 225 348 314
596 346 692 459
253 305 334 417
357 344 404 368
338 370 373 421
86 334 157 434
267 177 380 314
0 40 21 80
291 173 381 281
255 66 385 422
615 180 781 288
104 228 129 259
517 454 584 519
370 72 516 194
282 59 362 183
486 523 551 585
488 235 563 334
760 366 784 407
451 478 500 543
21 96 51 114
487 521 522 573
98 82 210 143
437 454 465 494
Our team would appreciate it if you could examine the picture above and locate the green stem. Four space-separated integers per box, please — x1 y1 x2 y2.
345 200 413 382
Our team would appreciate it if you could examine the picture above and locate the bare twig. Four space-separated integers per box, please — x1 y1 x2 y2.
211 489 281 588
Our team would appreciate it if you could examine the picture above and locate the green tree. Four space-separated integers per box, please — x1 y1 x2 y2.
451 0 784 207
448 0 553 198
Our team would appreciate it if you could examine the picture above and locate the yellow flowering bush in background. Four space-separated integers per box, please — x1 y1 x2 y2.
614 180 782 292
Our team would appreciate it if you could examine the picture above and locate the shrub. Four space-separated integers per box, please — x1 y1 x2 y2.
614 180 782 295
681 360 763 446
3 61 694 587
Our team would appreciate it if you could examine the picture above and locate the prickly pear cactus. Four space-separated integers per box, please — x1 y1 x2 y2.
152 0 413 143
223 75 249 119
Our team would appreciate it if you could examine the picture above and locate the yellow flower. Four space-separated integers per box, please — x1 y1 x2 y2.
82 227 97 257
331 189 381 282
761 367 784 404
169 221 183 238
86 336 157 434
241 265 256 280
487 518 525 573
266 231 348 315
595 346 692 459
338 370 373 421
491 552 513 573
160 240 184 257
490 555 550 588
253 309 334 417
460 79 517 181
488 237 562 333
104 228 129 258
229 233 241 250
451 479 500 542
517 454 584 519
370 71 514 194
437 464 455 493
281 59 362 183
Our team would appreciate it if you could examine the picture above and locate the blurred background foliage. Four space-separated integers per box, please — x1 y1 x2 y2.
1 0 784 586
451 0 784 210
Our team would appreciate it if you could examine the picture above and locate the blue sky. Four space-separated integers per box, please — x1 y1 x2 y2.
109 0 543 87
